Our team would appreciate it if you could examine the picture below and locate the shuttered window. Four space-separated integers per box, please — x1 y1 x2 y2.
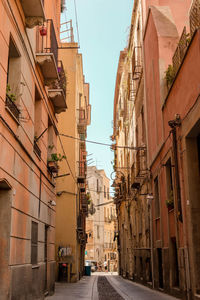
31 221 38 265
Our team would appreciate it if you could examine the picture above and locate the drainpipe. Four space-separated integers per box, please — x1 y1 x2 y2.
169 123 182 222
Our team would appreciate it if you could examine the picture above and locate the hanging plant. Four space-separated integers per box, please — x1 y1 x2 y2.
6 84 16 102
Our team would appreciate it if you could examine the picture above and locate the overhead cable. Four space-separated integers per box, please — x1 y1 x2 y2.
60 133 145 150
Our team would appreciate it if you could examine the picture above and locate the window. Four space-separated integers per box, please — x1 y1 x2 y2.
141 107 146 143
97 225 100 239
34 86 42 158
47 117 56 159
154 176 160 218
34 87 42 136
104 185 106 198
7 36 21 101
31 221 38 265
107 187 109 199
97 179 99 192
165 158 174 209
6 36 21 121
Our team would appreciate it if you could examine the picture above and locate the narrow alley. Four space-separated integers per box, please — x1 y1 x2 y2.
0 0 200 299
47 273 179 300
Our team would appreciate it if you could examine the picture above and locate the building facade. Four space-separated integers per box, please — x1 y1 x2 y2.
0 0 67 298
85 167 118 271
113 0 200 299
113 0 151 285
56 43 91 282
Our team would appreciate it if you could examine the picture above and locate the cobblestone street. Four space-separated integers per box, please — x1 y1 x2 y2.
47 273 180 300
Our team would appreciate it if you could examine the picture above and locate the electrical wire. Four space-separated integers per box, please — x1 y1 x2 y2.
74 0 80 46
58 134 77 184
60 133 145 150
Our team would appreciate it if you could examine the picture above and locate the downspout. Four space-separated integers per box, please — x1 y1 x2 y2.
170 125 182 222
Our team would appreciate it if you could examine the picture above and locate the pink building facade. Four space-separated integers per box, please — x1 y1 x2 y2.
0 0 67 298
144 0 200 298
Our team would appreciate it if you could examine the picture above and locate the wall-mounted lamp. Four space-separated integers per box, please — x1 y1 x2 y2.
48 200 56 206
146 194 154 206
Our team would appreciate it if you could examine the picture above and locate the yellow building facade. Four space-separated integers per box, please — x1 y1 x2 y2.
56 43 91 282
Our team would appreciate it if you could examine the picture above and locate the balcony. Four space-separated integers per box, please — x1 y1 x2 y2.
132 46 142 79
47 60 67 114
190 0 200 37
57 60 66 97
77 108 87 134
48 89 67 114
77 215 83 231
77 161 86 184
5 95 20 122
36 19 58 83
47 160 59 174
20 0 45 28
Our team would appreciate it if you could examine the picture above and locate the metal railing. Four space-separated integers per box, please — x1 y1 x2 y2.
132 46 142 79
190 0 200 37
36 19 58 66
78 161 86 177
79 108 87 125
5 95 20 121
60 20 74 43
77 214 83 230
57 60 66 96
172 27 188 75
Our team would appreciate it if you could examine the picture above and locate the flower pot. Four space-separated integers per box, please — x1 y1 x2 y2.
47 161 58 173
40 27 47 36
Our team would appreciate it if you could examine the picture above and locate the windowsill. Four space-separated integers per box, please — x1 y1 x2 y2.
32 264 39 269
5 106 20 125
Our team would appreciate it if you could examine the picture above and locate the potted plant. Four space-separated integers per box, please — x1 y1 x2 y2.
166 190 174 211
6 84 16 102
47 153 66 173
39 26 47 36
165 65 175 89
48 153 66 162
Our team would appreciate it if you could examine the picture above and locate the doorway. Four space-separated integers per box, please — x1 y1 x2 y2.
0 180 12 297
186 121 200 294
157 248 163 288
44 225 49 292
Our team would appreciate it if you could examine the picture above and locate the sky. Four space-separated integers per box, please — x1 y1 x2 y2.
62 0 133 182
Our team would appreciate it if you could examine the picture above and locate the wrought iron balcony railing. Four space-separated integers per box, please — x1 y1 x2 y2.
57 60 66 97
36 19 59 82
36 19 58 64
77 108 87 134
78 161 86 178
77 214 83 231
190 0 200 37
5 95 20 121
